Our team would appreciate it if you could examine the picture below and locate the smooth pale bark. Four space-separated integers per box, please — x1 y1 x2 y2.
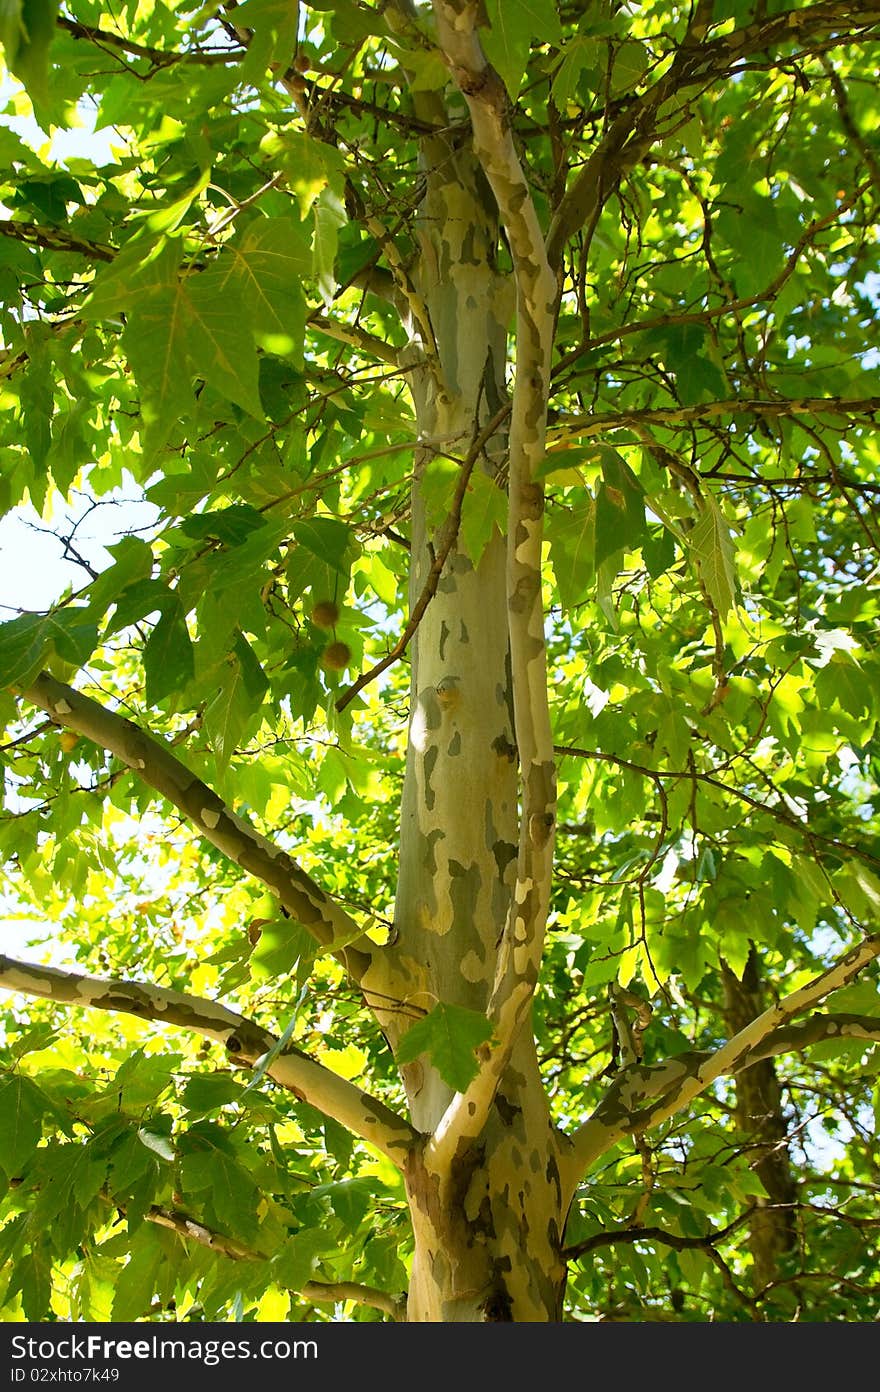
368 56 569 1309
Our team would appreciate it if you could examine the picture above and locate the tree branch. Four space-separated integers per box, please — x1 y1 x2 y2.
0 219 114 263
548 396 880 445
554 744 880 875
546 3 880 266
563 935 880 1189
20 671 381 984
143 1203 406 1316
56 15 246 67
0 952 419 1167
299 1281 407 1320
564 1206 755 1262
307 310 403 367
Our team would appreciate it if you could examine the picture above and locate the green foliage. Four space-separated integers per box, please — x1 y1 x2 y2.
0 0 878 1326
396 1004 495 1094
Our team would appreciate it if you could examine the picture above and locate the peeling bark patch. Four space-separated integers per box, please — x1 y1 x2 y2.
435 676 460 711
528 812 554 849
439 620 450 661
482 1289 513 1322
423 745 438 811
459 949 485 982
448 859 482 940
201 808 221 829
491 734 517 761
447 730 462 757
545 1154 562 1208
422 827 443 876
492 839 517 877
495 1092 520 1127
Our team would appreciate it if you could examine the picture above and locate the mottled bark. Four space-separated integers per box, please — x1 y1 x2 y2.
404 1056 569 1321
375 6 569 1311
388 132 518 1127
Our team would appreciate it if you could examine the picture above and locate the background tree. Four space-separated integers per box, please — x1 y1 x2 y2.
0 0 879 1323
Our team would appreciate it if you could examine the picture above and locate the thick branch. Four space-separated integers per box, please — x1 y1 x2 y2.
564 1207 754 1263
299 1282 407 1320
549 396 880 444
563 936 880 1189
307 311 402 367
0 953 419 1167
0 219 114 263
739 1012 880 1065
336 402 515 713
21 672 379 983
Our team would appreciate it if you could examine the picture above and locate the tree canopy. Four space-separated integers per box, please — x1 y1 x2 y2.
0 0 879 1324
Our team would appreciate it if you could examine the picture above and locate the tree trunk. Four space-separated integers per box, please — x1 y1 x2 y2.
403 1039 569 1321
380 136 569 1320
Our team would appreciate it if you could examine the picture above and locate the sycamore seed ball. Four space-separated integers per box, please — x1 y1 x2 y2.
311 599 340 629
321 641 352 671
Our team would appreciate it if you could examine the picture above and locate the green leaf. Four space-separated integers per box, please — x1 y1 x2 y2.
100 1049 179 1115
293 517 353 571
19 333 53 472
272 1228 330 1291
186 275 264 419
548 494 595 611
0 1073 47 1175
143 602 195 705
111 1228 165 1322
460 469 507 565
105 579 175 634
180 1147 260 1240
594 449 647 568
228 217 309 358
122 285 193 457
179 505 267 547
249 918 316 981
643 323 726 406
396 1003 495 1093
181 1074 245 1115
235 0 300 76
9 1246 52 1320
85 537 155 621
552 36 599 105
312 186 347 305
106 1129 160 1206
0 0 26 67
136 1128 175 1164
688 495 740 619
0 612 48 689
611 40 649 94
482 0 562 97
203 631 269 769
41 610 99 670
715 194 797 296
2 0 58 111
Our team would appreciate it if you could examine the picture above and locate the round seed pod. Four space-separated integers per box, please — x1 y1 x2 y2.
311 600 340 630
321 640 352 671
